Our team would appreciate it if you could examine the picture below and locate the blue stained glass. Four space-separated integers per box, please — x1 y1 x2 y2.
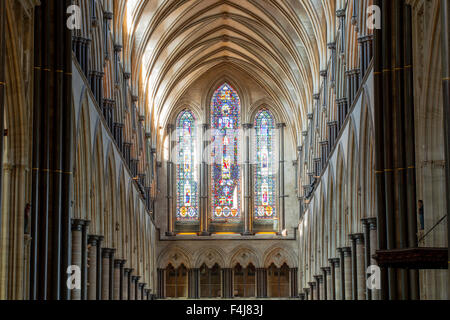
176 110 199 221
211 83 241 221
254 109 276 220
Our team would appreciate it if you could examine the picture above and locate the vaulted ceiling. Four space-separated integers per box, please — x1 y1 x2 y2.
122 0 336 141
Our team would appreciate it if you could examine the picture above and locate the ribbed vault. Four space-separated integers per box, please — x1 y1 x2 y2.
122 0 334 145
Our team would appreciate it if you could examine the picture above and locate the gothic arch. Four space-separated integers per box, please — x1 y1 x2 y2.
194 247 226 269
263 245 297 269
158 245 192 269
228 246 261 269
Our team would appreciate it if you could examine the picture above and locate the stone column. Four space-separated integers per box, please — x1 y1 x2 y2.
337 9 346 57
256 268 267 298
320 69 328 110
315 275 323 300
188 268 200 299
95 236 104 300
222 268 233 298
328 260 335 300
308 282 316 300
441 0 450 297
242 123 254 235
277 123 286 234
0 0 5 218
303 288 310 301
113 259 122 300
29 1 73 300
328 42 337 87
81 221 90 300
101 248 114 300
130 276 137 300
199 124 211 236
134 276 141 300
166 124 175 236
290 268 298 298
361 219 371 300
332 257 341 300
349 234 358 300
354 233 366 300
368 218 380 300
138 283 146 300
119 260 126 300
157 269 165 299
123 268 133 300
343 247 353 300
71 220 84 300
322 267 331 300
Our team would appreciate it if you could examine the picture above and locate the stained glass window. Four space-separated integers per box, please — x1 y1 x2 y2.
175 110 199 221
211 83 241 221
254 109 276 220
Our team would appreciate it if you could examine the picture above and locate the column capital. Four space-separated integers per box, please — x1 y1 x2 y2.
103 11 113 20
314 275 324 283
124 268 134 275
123 72 131 80
329 258 340 267
307 113 314 120
336 9 346 18
138 283 146 289
242 123 253 129
313 93 320 100
342 247 352 257
321 266 331 274
71 219 85 231
362 217 377 230
202 123 210 130
87 235 100 246
114 259 126 268
166 123 174 131
350 233 365 244
320 69 328 77
297 146 303 152
114 44 123 53
327 42 336 50
276 122 286 128
308 281 316 288
101 248 115 258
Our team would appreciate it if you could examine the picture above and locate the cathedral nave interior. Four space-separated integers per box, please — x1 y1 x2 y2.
0 0 448 300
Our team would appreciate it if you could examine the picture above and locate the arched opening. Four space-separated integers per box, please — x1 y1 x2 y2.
200 263 222 298
233 263 256 298
253 108 277 232
175 109 199 233
165 264 188 298
267 263 290 298
210 83 242 229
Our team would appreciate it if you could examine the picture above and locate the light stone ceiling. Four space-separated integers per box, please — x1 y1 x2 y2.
120 0 336 143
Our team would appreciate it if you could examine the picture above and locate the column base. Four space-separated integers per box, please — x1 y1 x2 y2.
198 232 211 236
165 232 177 237
241 231 255 236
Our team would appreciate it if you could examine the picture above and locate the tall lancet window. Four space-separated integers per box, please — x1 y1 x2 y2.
211 83 241 221
254 109 276 221
175 110 199 221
